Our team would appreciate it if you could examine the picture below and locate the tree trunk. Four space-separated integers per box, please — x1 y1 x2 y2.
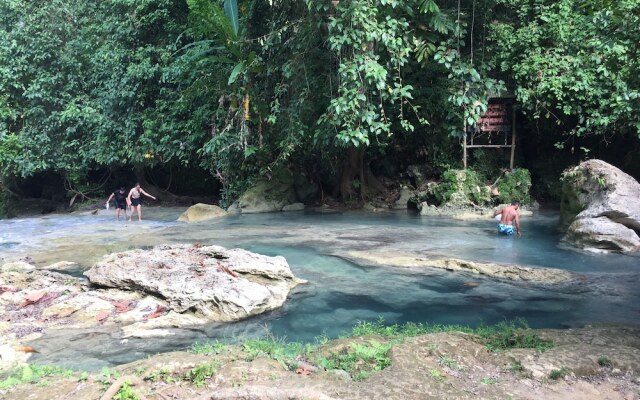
338 147 385 202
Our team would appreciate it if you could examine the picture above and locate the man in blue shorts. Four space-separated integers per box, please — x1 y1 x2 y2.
493 200 522 238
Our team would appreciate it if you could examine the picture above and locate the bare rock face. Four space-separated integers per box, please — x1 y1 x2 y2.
560 159 640 253
84 244 304 322
177 203 227 223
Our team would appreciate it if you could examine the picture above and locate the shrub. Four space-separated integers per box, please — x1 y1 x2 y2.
497 168 531 204
434 169 491 206
475 318 555 353
548 367 569 380
597 356 613 368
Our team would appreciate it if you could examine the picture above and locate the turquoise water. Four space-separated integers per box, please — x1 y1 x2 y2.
2 207 639 370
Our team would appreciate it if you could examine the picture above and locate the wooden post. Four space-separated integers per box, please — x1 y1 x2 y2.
509 107 516 170
463 121 467 169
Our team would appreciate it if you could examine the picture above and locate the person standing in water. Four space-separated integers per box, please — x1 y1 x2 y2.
493 200 522 238
106 186 128 221
127 183 156 221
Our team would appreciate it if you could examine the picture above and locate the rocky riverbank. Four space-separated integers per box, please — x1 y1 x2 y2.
1 325 639 400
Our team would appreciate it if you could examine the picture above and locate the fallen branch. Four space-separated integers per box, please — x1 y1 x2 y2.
99 376 145 400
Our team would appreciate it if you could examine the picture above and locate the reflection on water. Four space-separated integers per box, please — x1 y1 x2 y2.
2 206 639 370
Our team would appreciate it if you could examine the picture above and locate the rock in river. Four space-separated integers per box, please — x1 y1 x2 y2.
84 244 305 322
560 159 640 253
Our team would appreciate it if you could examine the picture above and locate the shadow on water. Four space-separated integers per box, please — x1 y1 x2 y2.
2 207 638 370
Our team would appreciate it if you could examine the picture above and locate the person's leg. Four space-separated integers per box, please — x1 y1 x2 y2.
116 208 120 221
137 205 142 221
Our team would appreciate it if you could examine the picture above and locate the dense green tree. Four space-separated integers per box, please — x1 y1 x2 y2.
490 0 640 140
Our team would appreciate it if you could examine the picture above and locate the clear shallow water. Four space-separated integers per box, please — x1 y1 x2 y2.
2 207 639 370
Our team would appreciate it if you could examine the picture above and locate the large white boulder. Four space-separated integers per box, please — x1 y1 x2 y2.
560 159 640 253
84 244 304 321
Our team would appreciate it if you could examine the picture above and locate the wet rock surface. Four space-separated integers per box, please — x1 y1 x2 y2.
342 250 575 284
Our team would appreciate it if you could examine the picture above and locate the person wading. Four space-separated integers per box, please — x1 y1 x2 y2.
493 200 522 238
106 186 128 222
127 183 156 221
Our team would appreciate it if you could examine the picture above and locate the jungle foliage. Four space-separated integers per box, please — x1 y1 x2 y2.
0 0 638 206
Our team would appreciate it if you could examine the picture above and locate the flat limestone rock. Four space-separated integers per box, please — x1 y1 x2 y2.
341 250 574 284
84 244 304 322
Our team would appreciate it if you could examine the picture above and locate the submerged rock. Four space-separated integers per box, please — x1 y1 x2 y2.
342 250 574 284
560 159 640 253
84 244 304 322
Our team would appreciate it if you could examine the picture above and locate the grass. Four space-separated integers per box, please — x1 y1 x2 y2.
348 317 554 353
190 340 230 355
475 319 555 353
315 339 393 381
508 361 524 373
145 367 176 384
438 355 460 370
548 367 569 380
183 361 222 387
480 377 498 385
597 356 613 368
0 365 74 390
113 380 139 400
0 318 555 390
241 337 305 365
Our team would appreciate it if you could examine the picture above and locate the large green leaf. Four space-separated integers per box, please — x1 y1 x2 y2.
224 0 239 36
228 62 244 85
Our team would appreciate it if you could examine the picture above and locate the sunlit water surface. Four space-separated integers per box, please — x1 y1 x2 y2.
1 207 638 370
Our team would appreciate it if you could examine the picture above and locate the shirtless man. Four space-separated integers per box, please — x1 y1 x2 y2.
493 200 521 238
127 183 156 221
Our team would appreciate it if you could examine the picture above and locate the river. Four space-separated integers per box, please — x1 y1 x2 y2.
1 206 639 370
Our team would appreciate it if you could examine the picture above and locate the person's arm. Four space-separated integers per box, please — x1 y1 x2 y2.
493 207 503 217
515 213 521 238
107 193 114 204
140 188 156 200
127 189 134 203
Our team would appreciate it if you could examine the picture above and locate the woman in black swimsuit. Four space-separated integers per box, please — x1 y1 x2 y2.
127 183 156 221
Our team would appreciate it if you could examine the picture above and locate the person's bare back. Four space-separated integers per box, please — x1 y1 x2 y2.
494 201 521 237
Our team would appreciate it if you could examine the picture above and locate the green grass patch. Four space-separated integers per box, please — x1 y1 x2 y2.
190 340 230 355
597 356 613 368
480 377 498 385
241 337 305 364
0 365 74 390
475 318 555 353
548 367 569 380
145 367 177 384
438 355 460 370
315 340 392 381
113 380 139 400
349 316 474 338
183 360 222 387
